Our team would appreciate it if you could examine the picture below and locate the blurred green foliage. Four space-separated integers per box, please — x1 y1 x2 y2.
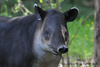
68 16 94 60
0 0 94 17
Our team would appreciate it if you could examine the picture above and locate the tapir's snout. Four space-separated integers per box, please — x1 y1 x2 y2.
57 45 68 54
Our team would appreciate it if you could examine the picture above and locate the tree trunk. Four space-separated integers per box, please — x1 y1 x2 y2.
94 0 100 67
56 0 60 11
48 0 52 9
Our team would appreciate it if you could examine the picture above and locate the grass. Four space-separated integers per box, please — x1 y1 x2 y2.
67 16 94 60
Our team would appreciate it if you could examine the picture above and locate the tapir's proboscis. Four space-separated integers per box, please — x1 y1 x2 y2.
0 4 78 67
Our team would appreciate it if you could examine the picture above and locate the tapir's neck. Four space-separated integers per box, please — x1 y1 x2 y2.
33 29 61 67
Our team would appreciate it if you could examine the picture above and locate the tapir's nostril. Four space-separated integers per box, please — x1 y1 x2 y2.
58 46 68 53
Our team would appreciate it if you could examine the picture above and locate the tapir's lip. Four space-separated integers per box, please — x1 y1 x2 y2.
50 49 59 55
48 45 61 55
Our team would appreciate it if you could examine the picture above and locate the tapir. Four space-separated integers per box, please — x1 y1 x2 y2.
0 4 78 67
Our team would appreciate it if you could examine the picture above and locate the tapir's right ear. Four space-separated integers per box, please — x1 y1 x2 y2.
34 4 46 20
64 7 79 22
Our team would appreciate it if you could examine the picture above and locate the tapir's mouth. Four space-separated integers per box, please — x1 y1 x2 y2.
50 49 59 55
48 46 61 55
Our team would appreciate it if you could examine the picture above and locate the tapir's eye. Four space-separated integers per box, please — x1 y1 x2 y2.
44 30 51 40
45 31 49 35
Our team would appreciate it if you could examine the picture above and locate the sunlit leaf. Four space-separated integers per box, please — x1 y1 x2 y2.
18 0 21 3
39 0 43 3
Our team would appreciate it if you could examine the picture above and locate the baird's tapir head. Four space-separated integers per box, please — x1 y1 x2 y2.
34 4 78 55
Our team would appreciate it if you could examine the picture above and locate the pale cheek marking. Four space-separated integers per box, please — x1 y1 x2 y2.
65 32 69 46
61 25 65 40
61 25 69 46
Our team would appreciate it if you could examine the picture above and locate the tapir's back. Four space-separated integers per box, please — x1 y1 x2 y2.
0 14 38 67
0 16 11 23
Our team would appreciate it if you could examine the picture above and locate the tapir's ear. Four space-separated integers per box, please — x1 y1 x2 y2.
34 4 46 20
64 7 79 22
